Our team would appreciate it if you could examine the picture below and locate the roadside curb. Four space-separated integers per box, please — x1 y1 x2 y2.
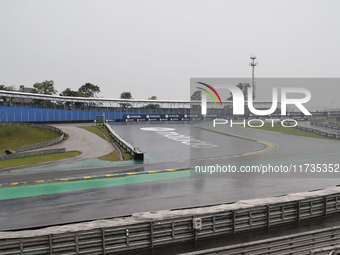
0 167 190 188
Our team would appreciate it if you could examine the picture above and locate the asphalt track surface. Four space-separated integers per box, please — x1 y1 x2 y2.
1 121 340 232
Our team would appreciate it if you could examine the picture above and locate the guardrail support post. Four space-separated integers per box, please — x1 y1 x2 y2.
325 196 328 216
213 216 216 233
282 205 285 221
102 228 106 255
249 211 252 226
310 201 313 215
267 205 270 228
297 201 301 222
20 242 23 255
150 222 154 248
49 234 53 255
172 222 175 240
126 229 130 247
75 235 79 254
233 211 236 234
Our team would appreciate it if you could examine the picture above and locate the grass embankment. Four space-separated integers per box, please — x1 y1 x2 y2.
0 126 60 155
0 151 81 168
79 126 134 161
0 126 81 168
246 123 338 141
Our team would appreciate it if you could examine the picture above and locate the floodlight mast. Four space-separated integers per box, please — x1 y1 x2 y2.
249 54 258 99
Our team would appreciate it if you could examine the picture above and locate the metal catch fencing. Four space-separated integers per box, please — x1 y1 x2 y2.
2 192 340 254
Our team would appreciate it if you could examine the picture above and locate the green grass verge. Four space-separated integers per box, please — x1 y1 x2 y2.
246 123 338 140
79 126 134 161
0 151 81 168
0 126 60 155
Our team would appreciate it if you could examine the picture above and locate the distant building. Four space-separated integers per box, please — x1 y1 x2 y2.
12 85 34 104
18 85 34 93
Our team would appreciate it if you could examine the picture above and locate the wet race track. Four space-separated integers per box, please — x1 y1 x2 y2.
1 121 340 232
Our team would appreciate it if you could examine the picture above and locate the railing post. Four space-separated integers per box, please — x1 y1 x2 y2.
249 211 252 226
75 235 79 254
282 205 285 221
49 234 53 255
297 201 301 222
310 201 313 215
325 196 328 216
150 222 154 248
20 242 23 255
102 228 106 255
267 205 270 228
172 222 175 240
126 229 130 247
233 211 236 234
213 216 216 233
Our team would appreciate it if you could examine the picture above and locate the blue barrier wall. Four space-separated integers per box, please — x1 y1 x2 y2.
0 106 186 122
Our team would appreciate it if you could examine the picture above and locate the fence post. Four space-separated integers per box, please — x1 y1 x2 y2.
19 242 23 255
49 234 53 255
233 211 236 234
249 210 252 227
75 235 79 254
150 222 154 248
267 205 270 228
126 229 130 247
213 216 216 233
102 228 106 255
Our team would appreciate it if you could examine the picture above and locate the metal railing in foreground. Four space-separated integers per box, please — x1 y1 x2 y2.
2 188 340 254
179 225 340 255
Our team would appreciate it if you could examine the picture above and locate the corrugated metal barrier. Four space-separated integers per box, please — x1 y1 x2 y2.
1 192 340 254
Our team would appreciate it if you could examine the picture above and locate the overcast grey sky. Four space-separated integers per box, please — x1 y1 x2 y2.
1 0 339 103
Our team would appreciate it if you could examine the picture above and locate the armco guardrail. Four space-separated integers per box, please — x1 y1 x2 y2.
105 123 143 160
310 244 340 255
179 225 340 255
0 122 64 152
0 122 65 160
296 123 340 139
2 186 340 254
0 148 66 160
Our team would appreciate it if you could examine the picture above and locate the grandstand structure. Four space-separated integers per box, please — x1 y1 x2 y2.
0 90 283 122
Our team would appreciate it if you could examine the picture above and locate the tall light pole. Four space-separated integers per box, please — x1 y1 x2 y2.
249 54 258 100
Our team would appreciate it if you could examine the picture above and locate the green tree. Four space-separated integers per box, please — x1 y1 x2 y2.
120 91 133 99
60 88 89 107
32 80 57 95
0 85 17 103
191 90 202 100
78 83 100 97
145 95 159 109
59 88 74 97
0 85 16 91
119 91 133 108
227 83 255 101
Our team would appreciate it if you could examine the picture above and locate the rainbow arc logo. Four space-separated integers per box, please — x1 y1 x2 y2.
196 82 223 115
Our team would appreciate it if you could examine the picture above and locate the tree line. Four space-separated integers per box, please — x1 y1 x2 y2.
0 80 159 108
